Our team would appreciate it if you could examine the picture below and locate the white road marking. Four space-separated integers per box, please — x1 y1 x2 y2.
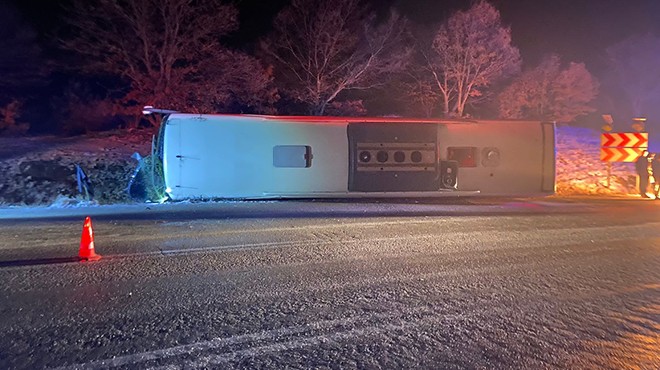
176 320 417 369
55 307 456 369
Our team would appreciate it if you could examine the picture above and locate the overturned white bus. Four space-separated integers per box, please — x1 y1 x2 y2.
144 108 555 200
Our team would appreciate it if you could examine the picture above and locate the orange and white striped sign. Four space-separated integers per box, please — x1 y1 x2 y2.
600 132 648 162
600 132 648 148
600 147 646 162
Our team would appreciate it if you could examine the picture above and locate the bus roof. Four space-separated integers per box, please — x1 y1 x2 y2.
165 113 543 125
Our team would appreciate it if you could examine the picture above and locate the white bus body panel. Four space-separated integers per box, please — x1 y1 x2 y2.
161 114 555 200
439 120 555 196
163 115 349 199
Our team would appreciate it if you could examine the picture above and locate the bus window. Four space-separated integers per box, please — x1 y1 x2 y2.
273 145 313 168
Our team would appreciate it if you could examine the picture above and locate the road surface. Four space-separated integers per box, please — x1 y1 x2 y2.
0 197 658 369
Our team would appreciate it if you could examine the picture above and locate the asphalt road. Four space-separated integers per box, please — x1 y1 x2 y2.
0 197 658 369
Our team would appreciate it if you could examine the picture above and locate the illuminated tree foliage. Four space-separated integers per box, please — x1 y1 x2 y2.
262 0 410 115
396 28 447 118
606 34 660 117
397 64 441 118
498 55 599 123
424 1 520 117
61 0 277 122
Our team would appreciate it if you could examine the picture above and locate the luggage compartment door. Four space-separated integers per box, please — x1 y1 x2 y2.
348 123 439 192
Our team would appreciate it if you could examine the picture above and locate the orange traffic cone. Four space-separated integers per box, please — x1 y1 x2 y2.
79 216 101 261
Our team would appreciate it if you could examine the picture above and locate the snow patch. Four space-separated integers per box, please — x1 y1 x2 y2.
555 125 639 196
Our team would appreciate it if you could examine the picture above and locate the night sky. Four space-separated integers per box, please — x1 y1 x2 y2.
10 0 659 68
5 0 660 128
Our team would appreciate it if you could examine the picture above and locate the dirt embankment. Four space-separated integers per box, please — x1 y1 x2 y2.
0 129 153 205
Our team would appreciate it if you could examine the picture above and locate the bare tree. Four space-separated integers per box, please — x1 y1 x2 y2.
398 66 441 118
551 61 600 123
61 0 277 123
428 1 520 117
498 55 599 123
324 100 368 116
261 0 410 115
187 50 279 114
606 34 660 117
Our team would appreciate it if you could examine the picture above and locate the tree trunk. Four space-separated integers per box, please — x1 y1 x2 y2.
456 100 464 117
442 94 450 117
311 103 326 116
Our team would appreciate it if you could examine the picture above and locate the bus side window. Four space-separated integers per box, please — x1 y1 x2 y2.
273 145 313 168
447 147 477 167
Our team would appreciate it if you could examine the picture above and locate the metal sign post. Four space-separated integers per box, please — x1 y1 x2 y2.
601 115 613 188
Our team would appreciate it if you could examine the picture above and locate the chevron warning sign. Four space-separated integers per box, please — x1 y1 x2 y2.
600 132 648 162
600 147 646 162
600 132 648 148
